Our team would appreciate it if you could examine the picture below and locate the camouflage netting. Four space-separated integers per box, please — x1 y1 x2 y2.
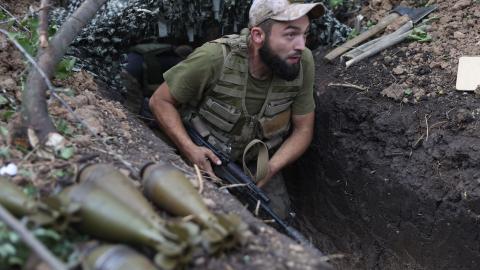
51 0 351 95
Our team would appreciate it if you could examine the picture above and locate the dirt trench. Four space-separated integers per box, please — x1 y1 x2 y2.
287 51 480 270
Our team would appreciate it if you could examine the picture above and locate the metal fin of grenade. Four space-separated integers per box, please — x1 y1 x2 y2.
141 162 250 254
82 244 158 270
0 177 54 225
57 180 193 269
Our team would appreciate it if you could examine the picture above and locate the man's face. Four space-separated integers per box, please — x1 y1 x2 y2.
259 15 310 81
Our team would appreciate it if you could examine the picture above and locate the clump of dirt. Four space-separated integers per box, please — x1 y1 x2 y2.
290 0 480 269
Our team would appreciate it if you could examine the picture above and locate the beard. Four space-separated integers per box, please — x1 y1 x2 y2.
259 38 301 81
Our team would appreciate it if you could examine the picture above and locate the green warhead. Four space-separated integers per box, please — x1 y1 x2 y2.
0 176 37 216
82 244 158 270
57 180 194 270
142 162 249 253
78 164 177 240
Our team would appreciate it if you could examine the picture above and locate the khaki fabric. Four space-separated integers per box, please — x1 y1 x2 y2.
249 0 325 27
163 42 316 116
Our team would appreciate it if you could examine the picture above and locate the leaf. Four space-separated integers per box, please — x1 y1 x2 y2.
59 147 75 160
0 95 8 106
7 232 19 243
1 110 15 121
0 126 8 138
22 185 38 197
329 0 343 8
404 88 413 96
51 169 65 178
0 11 7 21
0 147 9 159
0 243 16 257
55 57 76 80
409 28 432 43
56 119 73 136
33 228 61 241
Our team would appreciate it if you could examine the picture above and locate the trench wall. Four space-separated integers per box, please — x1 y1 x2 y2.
288 87 480 270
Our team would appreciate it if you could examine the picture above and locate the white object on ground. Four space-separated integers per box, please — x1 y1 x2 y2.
0 163 17 176
456 57 480 91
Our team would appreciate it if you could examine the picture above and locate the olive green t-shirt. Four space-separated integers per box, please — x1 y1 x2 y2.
163 42 315 115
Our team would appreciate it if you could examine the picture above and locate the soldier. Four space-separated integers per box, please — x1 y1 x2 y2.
149 0 325 219
121 44 192 116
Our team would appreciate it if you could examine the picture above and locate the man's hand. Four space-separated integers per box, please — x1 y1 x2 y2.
150 82 223 178
184 145 221 178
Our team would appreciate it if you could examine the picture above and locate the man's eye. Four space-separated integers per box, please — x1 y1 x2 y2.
286 33 296 39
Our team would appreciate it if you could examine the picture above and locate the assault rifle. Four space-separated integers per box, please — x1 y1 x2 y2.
185 123 311 246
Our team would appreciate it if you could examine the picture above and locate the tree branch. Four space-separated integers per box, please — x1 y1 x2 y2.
0 204 67 270
38 0 49 48
22 0 109 142
0 29 97 137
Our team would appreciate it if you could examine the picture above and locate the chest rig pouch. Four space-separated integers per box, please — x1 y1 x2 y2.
187 33 304 178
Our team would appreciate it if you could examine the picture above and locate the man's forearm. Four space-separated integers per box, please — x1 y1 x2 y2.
149 85 195 154
268 112 314 176
149 83 221 173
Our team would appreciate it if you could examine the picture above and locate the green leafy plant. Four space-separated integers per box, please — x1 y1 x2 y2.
0 222 86 269
0 95 8 106
7 16 40 56
0 125 8 138
0 11 7 21
347 28 359 39
404 88 413 96
55 57 76 80
1 110 15 122
0 147 10 159
408 28 432 43
55 119 74 136
59 146 75 160
329 0 344 8
7 16 74 79
366 20 376 28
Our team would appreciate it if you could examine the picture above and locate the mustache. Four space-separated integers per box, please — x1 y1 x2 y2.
288 51 302 58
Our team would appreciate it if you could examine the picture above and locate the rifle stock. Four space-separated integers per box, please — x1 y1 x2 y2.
185 123 311 246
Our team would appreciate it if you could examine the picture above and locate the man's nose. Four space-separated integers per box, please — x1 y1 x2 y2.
293 36 306 51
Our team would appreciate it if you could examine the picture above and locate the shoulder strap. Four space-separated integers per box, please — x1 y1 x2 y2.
242 139 269 182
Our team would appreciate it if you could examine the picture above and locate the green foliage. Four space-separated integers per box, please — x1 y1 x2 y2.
347 28 359 39
408 28 432 43
7 15 74 79
329 0 344 8
1 110 15 122
0 95 8 106
0 11 7 21
0 222 28 267
22 184 38 198
59 146 75 160
0 222 86 269
404 88 413 96
55 57 76 80
0 125 8 138
7 16 40 56
0 147 10 159
55 119 74 136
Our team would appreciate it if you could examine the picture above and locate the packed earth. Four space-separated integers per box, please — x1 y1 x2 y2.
1 0 480 269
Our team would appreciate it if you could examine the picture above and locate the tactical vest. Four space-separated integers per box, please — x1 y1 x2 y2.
185 34 304 163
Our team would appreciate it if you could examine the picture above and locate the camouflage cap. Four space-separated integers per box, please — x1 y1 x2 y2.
249 0 326 27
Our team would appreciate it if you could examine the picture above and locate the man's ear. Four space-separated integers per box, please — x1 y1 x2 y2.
250 27 265 46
